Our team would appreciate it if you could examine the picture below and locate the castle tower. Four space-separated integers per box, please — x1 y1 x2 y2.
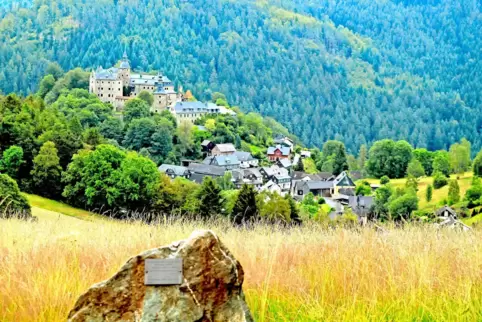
119 51 131 85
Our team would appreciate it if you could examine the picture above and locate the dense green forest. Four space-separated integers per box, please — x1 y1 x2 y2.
0 0 481 153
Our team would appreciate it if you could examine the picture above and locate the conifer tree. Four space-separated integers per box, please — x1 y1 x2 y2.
196 177 224 219
448 180 460 205
232 184 258 225
426 184 433 202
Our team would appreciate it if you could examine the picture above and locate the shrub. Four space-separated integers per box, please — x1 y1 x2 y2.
433 172 448 189
380 176 390 185
0 174 31 219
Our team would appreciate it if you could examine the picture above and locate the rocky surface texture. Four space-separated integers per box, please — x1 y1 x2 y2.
68 230 253 322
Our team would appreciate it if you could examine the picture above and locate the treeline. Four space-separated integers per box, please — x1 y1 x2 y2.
313 138 479 180
0 0 481 153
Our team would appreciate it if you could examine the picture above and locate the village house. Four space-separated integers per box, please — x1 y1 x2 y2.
260 180 283 196
233 151 259 168
211 143 237 156
201 140 215 153
171 101 235 124
158 164 191 179
231 169 263 190
186 163 226 184
274 136 294 151
260 165 289 181
89 53 182 112
203 155 240 170
293 171 356 200
276 158 292 169
267 145 291 161
300 150 312 158
273 175 291 193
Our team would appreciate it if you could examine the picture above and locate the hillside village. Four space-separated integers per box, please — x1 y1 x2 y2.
158 137 375 222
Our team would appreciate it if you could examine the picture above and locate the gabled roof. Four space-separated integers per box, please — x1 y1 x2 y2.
233 151 255 162
203 155 240 167
158 164 189 176
187 163 225 176
201 140 212 147
94 67 119 80
334 171 355 187
214 143 236 153
245 168 263 179
277 159 292 168
267 145 290 156
436 206 457 217
305 181 334 190
173 101 208 114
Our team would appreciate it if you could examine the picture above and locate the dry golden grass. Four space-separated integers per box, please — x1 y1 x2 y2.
1 207 482 321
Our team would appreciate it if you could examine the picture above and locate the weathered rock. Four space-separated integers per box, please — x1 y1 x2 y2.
68 230 253 322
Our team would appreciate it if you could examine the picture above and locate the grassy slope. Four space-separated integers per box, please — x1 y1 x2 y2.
24 194 100 221
1 210 482 321
364 172 474 211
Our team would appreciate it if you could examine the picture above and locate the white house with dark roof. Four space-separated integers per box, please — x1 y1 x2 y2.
89 53 182 112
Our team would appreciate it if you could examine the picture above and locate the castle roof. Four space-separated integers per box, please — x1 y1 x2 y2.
94 67 119 80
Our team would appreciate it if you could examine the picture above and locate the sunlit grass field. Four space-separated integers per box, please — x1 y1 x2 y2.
1 206 482 321
365 172 474 211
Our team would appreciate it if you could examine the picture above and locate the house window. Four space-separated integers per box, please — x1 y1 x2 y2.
298 190 303 195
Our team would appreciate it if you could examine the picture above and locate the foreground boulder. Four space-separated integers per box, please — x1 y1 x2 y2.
68 230 253 322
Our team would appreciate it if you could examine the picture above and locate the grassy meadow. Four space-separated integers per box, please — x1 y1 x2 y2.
365 172 474 211
1 205 482 321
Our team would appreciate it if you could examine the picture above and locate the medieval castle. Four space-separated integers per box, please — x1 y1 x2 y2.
89 53 183 112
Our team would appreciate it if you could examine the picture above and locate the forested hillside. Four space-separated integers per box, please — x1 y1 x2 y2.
1 0 481 152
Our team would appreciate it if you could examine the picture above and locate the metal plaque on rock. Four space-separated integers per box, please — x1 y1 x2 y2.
144 258 183 285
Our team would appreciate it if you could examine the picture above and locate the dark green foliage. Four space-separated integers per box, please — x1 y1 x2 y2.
380 176 390 185
195 177 224 219
355 181 372 196
426 184 433 202
31 141 62 198
100 117 124 143
137 91 154 107
465 178 482 208
2 0 482 153
473 150 482 177
373 185 393 220
122 99 150 125
294 155 304 172
447 180 460 206
0 145 24 179
232 184 258 225
62 144 160 213
285 195 302 225
406 159 425 178
0 173 31 218
388 191 418 221
433 172 448 189
405 175 419 192
366 140 413 178
319 140 348 175
432 151 451 177
413 149 434 176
